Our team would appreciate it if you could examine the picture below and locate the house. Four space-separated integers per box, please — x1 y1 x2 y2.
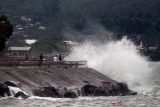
8 46 31 56
148 46 157 50
63 41 78 46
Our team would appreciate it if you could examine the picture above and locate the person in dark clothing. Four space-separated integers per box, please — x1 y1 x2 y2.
39 54 43 67
39 54 43 61
59 54 62 61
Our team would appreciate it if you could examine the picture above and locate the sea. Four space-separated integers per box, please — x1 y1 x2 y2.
0 62 160 107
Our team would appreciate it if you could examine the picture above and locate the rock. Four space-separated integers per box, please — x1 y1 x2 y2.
81 85 98 96
76 89 81 96
14 91 29 99
56 87 67 97
92 86 114 96
32 87 61 98
56 87 78 98
4 81 21 88
0 82 11 97
8 86 24 95
108 85 120 96
94 87 106 96
111 82 137 96
8 86 30 99
81 83 137 97
116 82 131 95
127 91 137 95
63 91 78 98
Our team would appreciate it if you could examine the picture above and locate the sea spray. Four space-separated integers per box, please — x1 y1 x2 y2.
66 37 153 93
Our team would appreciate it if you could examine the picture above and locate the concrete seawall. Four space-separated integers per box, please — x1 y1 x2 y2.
0 66 116 93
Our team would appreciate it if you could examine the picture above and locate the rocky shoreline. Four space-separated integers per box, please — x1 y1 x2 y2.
0 66 137 99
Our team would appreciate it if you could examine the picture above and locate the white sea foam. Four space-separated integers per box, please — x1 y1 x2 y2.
8 86 28 96
66 37 153 93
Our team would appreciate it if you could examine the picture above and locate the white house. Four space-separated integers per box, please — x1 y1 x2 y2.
8 46 31 56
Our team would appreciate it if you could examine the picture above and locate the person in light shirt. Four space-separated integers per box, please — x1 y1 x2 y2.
54 55 58 61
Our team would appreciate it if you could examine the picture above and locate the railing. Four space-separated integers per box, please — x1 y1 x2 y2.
0 60 87 68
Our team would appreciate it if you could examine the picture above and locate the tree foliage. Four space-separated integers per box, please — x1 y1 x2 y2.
0 15 13 51
1 0 160 51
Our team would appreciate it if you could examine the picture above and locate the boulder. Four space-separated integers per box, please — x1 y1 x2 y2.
81 83 137 97
63 91 78 98
32 87 61 98
91 86 115 96
0 82 11 97
127 91 137 95
81 85 98 96
94 87 106 96
108 85 120 96
111 82 137 96
116 82 131 95
14 91 29 99
4 81 21 88
56 87 67 97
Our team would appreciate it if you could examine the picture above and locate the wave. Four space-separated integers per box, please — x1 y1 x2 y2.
66 37 154 93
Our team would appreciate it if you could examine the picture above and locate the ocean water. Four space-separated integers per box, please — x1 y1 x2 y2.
0 95 159 107
0 62 160 107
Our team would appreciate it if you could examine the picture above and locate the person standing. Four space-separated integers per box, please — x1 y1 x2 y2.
59 54 62 61
39 54 43 67
39 54 43 61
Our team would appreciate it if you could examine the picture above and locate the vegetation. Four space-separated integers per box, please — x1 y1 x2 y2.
58 0 160 47
1 0 160 58
32 36 67 54
144 46 160 61
0 15 13 51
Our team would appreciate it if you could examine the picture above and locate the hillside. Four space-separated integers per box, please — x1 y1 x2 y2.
0 0 160 53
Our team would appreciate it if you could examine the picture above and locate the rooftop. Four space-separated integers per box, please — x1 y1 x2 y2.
8 46 31 51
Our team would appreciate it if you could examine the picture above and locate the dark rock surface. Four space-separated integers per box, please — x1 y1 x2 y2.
81 83 137 97
14 91 29 99
116 82 131 95
0 81 28 99
0 82 11 97
33 87 61 98
4 81 21 88
81 85 98 96
63 91 78 98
